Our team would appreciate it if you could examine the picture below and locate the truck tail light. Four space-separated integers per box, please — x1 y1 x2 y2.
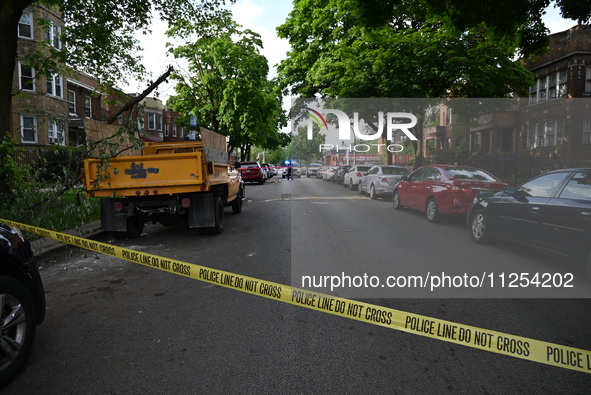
114 202 123 212
182 198 191 208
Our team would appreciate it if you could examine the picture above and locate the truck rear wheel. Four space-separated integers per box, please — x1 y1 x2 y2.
113 214 145 239
199 196 225 235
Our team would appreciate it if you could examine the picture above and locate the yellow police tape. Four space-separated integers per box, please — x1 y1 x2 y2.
5 218 591 374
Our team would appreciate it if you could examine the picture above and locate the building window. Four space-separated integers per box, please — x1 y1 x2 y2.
84 96 92 118
47 74 63 97
48 120 65 145
45 20 61 49
157 114 162 131
164 124 169 137
529 70 568 104
586 68 591 93
527 120 566 148
584 120 591 144
20 115 37 144
18 10 33 39
18 63 35 92
148 113 156 130
68 90 76 114
172 124 177 137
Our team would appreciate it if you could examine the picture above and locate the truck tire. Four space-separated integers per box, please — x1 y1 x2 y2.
232 188 244 214
200 196 225 235
212 196 225 233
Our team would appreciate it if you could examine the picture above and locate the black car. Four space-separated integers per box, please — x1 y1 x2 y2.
468 169 591 275
0 223 46 387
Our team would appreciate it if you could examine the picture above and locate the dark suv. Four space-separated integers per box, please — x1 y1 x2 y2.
0 223 46 387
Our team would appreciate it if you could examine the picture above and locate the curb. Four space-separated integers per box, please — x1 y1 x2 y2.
30 220 104 256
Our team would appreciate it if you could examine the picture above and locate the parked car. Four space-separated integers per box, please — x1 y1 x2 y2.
343 165 372 190
358 165 410 199
237 161 266 184
468 169 591 274
261 164 274 179
0 223 46 387
392 165 507 222
322 167 338 181
307 163 323 178
333 166 351 185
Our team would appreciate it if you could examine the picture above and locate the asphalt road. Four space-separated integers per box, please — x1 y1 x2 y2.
5 176 591 393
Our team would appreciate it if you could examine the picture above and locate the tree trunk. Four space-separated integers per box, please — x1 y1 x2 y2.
0 0 34 194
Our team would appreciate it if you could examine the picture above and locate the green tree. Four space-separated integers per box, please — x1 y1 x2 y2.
167 12 287 159
276 0 584 166
290 124 326 165
0 0 230 195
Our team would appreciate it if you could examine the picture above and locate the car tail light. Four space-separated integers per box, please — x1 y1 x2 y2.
182 198 191 208
379 177 388 183
114 202 123 212
449 185 472 193
356 172 362 177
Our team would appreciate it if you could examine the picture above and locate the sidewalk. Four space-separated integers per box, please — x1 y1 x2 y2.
30 220 104 256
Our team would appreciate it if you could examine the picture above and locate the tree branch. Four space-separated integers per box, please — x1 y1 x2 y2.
106 65 174 124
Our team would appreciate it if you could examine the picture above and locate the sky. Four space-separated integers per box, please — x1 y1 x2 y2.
121 0 579 103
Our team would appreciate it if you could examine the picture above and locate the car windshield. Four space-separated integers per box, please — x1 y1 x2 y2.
242 163 259 168
357 166 371 172
382 167 409 176
445 168 498 181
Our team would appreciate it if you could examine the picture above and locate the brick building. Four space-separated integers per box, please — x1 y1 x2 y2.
10 4 184 152
419 25 591 174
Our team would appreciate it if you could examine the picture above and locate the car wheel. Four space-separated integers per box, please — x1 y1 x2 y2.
470 209 491 244
370 185 377 200
349 181 355 190
358 183 364 195
0 275 37 387
392 190 403 210
425 197 441 223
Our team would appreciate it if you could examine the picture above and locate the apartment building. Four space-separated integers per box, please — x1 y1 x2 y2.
419 24 591 173
11 4 186 153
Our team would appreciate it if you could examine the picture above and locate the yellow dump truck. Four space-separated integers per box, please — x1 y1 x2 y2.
83 133 244 238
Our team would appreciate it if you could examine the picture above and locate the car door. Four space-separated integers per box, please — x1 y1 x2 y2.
539 171 591 261
398 167 427 209
362 166 379 192
490 171 570 248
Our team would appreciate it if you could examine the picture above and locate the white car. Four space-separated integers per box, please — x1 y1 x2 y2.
322 167 338 181
343 165 372 190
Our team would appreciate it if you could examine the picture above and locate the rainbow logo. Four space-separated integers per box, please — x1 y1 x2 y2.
306 107 329 131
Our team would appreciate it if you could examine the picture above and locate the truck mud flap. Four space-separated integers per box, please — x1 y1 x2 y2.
187 192 215 228
101 198 128 232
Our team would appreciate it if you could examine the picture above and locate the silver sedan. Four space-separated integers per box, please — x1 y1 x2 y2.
358 165 410 199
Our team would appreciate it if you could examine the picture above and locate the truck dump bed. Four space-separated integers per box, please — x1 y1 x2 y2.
84 140 229 198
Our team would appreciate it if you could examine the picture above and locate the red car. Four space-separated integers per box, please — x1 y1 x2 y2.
237 161 266 184
392 165 508 222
